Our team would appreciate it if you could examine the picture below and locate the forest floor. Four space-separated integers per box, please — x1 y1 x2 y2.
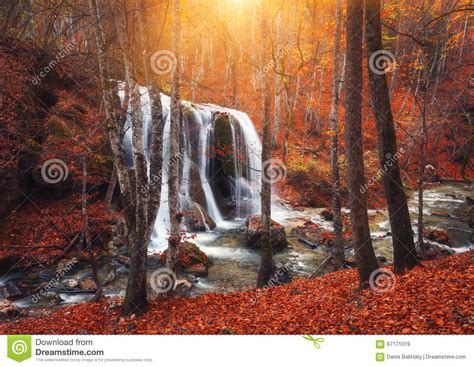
1 251 472 335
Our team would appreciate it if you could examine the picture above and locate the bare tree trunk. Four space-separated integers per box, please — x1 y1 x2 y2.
257 4 274 288
82 156 103 300
344 0 378 286
136 0 165 240
88 0 134 230
167 0 182 272
365 0 417 273
112 1 149 315
329 0 345 270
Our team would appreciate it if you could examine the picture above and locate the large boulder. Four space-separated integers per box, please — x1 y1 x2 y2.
160 242 210 276
181 197 216 232
243 215 289 251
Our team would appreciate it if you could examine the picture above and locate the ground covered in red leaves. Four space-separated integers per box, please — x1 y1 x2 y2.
2 252 472 335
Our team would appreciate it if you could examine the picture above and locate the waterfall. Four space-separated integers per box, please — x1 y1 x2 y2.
119 84 262 250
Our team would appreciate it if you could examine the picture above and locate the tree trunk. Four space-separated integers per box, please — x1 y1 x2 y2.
136 0 165 240
112 1 149 315
82 156 103 300
257 4 274 288
329 0 345 270
365 0 417 273
167 0 182 272
344 0 378 286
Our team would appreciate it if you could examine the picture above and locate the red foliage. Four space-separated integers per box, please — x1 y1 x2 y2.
2 252 472 335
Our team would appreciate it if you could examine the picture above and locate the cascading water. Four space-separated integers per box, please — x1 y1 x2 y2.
119 84 262 250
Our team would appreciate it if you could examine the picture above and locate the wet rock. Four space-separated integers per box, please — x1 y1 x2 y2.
182 198 216 232
467 196 474 205
116 255 131 268
418 242 454 260
243 215 289 251
292 220 334 247
432 210 451 218
61 279 79 289
344 256 357 268
320 209 334 221
0 300 20 319
184 263 208 277
2 284 22 301
376 255 390 265
424 229 450 245
160 242 210 276
79 278 97 290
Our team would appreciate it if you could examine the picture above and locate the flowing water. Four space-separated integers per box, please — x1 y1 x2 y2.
1 86 472 309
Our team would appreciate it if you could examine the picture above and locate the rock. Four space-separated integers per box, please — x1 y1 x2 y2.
0 300 20 320
243 215 289 251
79 278 97 290
2 284 22 301
424 229 450 245
0 254 22 272
61 279 79 289
269 265 292 285
344 256 357 268
467 196 474 205
432 210 451 218
418 242 454 260
160 242 210 276
292 220 334 247
184 263 208 277
376 255 389 265
182 198 216 232
116 255 131 267
320 209 334 221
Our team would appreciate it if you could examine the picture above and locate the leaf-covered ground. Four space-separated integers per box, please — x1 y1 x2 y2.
1 252 473 335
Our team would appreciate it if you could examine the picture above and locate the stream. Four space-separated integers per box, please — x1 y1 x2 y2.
1 182 472 310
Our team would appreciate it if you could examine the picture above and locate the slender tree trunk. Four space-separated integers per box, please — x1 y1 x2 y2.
257 4 274 288
365 0 417 273
330 0 345 270
136 0 165 240
167 0 182 272
112 1 149 314
344 0 379 286
82 156 103 300
88 0 134 229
